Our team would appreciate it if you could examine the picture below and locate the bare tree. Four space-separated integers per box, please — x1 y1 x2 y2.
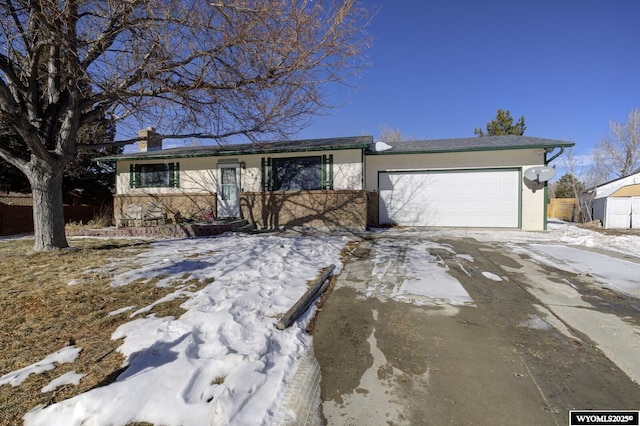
559 147 608 222
378 125 407 143
595 107 640 180
0 0 370 251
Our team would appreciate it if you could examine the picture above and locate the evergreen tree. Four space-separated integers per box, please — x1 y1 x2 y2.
0 124 30 193
0 119 121 202
553 173 583 199
475 109 526 136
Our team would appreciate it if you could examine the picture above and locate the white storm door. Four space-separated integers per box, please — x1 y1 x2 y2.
217 165 240 218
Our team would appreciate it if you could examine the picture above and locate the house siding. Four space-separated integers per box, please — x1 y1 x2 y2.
117 149 364 195
114 149 365 228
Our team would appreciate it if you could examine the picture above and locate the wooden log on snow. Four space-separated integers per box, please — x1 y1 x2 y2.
276 264 336 330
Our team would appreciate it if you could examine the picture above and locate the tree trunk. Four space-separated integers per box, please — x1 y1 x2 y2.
28 159 69 251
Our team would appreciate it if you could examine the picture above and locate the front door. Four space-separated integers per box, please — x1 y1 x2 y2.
217 164 240 218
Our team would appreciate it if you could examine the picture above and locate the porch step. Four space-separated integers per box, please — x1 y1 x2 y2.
234 223 256 233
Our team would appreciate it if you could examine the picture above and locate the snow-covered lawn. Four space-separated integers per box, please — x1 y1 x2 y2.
14 233 348 426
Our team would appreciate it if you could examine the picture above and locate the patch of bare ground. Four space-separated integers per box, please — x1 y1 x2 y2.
0 238 211 426
576 222 640 236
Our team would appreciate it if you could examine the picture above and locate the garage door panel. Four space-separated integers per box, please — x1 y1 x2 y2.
608 198 630 228
379 169 519 228
633 198 640 229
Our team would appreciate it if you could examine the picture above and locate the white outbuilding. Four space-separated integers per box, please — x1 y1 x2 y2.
590 172 640 229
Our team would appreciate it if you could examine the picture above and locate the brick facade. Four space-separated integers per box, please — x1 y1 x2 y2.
115 190 369 231
240 190 367 231
366 191 379 227
114 193 217 226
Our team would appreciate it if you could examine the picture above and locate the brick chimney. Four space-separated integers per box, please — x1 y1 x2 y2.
138 127 162 152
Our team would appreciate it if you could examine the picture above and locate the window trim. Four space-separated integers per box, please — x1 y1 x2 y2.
261 155 333 191
129 162 180 188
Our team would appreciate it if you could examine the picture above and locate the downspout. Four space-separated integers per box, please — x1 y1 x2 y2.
542 146 565 230
545 146 565 165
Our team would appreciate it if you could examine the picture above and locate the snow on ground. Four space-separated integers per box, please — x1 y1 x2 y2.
481 271 503 282
369 221 640 303
6 222 640 425
370 238 473 305
22 232 348 426
527 244 640 297
40 371 86 393
0 346 82 388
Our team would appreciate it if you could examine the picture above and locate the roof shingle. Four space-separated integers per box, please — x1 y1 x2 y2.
367 135 574 155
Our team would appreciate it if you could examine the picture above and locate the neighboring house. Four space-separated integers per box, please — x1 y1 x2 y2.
96 130 573 232
589 172 640 229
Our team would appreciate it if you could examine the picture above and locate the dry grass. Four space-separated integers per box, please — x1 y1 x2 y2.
0 238 211 425
65 206 114 231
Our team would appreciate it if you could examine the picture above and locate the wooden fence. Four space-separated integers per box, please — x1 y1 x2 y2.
547 198 578 221
0 204 95 236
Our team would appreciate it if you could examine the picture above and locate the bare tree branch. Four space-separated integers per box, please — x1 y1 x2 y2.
594 107 640 179
0 0 370 250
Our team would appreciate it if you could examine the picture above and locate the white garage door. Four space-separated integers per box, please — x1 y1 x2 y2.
379 169 520 228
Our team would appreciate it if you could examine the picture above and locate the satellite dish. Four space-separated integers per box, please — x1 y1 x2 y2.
524 166 556 184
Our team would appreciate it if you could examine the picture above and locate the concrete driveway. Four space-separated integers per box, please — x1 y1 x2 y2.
312 228 640 425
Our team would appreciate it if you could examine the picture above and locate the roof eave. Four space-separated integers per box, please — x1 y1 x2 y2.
94 142 372 162
366 142 575 155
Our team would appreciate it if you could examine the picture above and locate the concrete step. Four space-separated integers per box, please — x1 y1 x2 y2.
233 223 256 233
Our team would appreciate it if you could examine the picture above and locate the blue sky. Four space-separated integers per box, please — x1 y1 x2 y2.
295 0 640 158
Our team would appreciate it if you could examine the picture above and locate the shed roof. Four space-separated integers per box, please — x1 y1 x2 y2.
591 171 640 199
96 136 374 161
610 184 640 197
367 135 574 155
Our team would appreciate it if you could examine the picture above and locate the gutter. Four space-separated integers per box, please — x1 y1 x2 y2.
545 146 565 165
93 143 372 162
95 161 114 172
364 143 575 156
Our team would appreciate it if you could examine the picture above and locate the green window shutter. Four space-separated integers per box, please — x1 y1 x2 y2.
322 154 334 190
328 154 334 190
131 164 141 188
261 157 273 191
168 163 174 187
169 162 180 188
321 155 327 189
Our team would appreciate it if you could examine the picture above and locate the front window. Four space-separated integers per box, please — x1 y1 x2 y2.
261 155 333 191
130 163 179 188
139 164 169 187
272 156 321 190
